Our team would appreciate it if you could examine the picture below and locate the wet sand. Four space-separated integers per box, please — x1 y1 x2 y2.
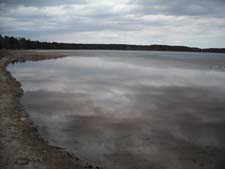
0 50 100 169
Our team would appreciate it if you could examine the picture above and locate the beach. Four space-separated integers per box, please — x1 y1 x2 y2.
0 50 99 169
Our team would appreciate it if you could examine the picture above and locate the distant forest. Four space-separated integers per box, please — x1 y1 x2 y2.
1 35 225 53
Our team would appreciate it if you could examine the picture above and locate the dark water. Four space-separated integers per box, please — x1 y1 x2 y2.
8 50 225 169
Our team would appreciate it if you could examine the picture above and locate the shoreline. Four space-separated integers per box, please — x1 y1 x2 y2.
0 50 99 169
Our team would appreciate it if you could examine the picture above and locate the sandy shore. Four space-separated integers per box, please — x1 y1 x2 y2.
0 50 100 169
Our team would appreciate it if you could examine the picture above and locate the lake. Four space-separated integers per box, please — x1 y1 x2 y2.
8 50 225 169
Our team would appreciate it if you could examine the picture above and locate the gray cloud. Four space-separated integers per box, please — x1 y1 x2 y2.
0 0 225 47
0 0 85 6
132 0 225 17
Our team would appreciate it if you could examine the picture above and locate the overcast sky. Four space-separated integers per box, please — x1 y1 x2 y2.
0 0 225 48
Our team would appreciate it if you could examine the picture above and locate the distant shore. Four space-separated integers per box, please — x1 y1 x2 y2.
0 50 100 169
1 35 225 53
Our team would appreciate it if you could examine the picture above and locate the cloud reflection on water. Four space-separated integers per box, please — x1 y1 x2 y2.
8 50 225 169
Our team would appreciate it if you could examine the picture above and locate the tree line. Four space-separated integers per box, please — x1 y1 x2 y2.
1 35 225 53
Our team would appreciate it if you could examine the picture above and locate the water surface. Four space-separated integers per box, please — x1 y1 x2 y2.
9 50 225 169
